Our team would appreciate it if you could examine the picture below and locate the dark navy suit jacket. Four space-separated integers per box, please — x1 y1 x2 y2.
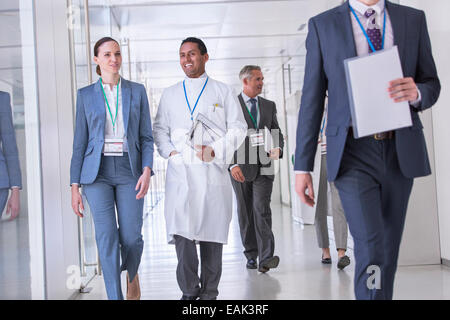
294 1 440 181
70 78 154 185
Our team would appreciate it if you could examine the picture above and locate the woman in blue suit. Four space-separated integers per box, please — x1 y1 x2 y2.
70 37 154 300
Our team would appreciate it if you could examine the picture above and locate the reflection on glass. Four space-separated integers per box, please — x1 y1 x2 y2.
0 92 22 221
0 0 35 299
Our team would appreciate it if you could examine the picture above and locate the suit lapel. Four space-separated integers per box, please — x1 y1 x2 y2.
121 78 131 134
257 97 268 130
238 94 256 129
386 1 406 70
93 79 106 137
336 1 357 60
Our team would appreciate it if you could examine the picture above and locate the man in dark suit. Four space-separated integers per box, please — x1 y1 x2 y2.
294 0 440 300
230 65 284 273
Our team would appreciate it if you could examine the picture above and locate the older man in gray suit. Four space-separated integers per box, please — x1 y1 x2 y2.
0 91 22 221
230 65 284 273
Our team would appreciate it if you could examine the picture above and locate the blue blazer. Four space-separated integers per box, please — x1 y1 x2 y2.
294 1 440 181
70 78 154 185
0 91 22 189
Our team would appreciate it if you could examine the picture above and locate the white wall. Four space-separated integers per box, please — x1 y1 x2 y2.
399 0 450 263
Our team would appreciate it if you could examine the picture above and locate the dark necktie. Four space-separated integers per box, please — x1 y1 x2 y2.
250 98 257 127
365 8 382 52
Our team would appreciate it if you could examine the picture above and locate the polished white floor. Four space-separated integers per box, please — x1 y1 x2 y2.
74 197 450 300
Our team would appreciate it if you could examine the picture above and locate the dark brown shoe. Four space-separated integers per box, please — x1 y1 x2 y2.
258 256 279 273
337 255 350 270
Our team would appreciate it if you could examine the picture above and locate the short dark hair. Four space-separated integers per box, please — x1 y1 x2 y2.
180 37 208 55
93 37 120 76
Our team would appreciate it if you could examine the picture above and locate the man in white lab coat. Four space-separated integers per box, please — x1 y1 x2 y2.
153 37 247 300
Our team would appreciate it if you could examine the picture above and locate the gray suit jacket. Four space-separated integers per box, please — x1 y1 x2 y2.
70 78 154 185
294 1 440 181
230 94 284 182
0 91 22 189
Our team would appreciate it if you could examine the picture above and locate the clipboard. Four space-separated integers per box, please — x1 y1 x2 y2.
186 112 226 149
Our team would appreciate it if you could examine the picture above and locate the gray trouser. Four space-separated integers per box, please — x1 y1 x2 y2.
230 173 275 265
315 154 348 250
174 235 223 300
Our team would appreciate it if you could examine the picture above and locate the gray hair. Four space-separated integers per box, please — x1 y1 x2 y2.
239 65 261 81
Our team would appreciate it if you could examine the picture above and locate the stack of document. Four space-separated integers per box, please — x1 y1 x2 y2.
186 112 226 149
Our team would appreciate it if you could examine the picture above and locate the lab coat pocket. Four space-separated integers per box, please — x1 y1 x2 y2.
206 104 226 129
166 153 186 182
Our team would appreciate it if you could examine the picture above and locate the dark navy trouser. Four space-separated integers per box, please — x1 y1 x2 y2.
334 131 413 300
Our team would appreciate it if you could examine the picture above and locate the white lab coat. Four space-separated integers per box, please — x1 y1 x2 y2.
153 73 247 244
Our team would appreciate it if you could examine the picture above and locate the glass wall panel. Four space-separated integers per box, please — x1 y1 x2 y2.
0 0 43 299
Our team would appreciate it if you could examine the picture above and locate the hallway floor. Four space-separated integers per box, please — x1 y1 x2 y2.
74 200 450 300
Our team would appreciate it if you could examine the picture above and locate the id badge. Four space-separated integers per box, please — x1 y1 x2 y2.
250 132 264 147
104 138 124 156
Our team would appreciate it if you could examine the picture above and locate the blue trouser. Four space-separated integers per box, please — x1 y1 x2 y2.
83 153 144 300
334 131 413 300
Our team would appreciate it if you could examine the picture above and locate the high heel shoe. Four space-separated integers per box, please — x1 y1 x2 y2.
126 273 141 300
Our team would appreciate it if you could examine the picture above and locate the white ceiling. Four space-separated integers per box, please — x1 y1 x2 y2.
1 0 344 103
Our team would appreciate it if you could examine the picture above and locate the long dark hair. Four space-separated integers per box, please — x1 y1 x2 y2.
93 37 120 76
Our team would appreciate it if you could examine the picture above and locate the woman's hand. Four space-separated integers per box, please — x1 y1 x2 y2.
71 184 84 218
135 167 151 200
6 188 20 221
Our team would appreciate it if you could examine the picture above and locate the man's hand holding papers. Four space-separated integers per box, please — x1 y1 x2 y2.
388 77 419 103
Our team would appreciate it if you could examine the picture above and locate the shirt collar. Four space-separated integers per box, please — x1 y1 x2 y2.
184 72 208 81
101 77 121 91
241 91 258 104
349 0 384 16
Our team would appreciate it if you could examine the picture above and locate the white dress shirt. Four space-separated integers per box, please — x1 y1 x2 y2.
102 78 128 152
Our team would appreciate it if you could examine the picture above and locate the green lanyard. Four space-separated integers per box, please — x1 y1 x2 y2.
100 78 120 134
245 101 258 128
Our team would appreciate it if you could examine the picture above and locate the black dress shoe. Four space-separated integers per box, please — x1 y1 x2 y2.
258 256 280 273
181 295 198 300
246 259 257 269
321 255 332 264
337 255 350 270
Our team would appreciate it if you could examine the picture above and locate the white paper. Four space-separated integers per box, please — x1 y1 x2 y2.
264 126 273 153
344 46 412 138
